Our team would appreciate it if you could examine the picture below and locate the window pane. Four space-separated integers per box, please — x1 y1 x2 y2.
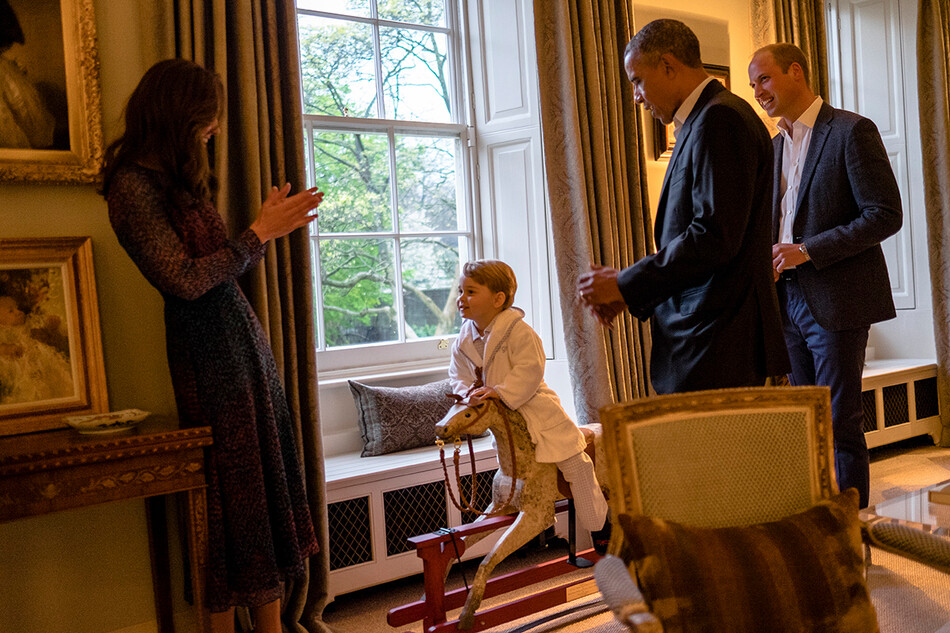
380 27 452 122
378 0 446 27
396 135 461 232
299 15 377 118
401 236 466 338
297 0 370 18
320 238 398 347
313 130 392 233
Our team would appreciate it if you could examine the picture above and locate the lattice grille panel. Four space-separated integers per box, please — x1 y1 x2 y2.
862 390 877 433
460 468 498 524
327 496 372 570
915 377 939 419
384 481 447 556
883 384 909 427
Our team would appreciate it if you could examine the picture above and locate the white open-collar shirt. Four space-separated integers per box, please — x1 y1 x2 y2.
777 96 824 245
672 77 715 139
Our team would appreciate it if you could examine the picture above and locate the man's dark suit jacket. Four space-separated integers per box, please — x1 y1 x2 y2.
617 80 789 394
773 102 902 331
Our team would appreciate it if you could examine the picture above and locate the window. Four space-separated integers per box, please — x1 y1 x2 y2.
296 0 474 371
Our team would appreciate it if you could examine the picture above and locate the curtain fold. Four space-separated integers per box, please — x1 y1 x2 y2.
533 0 652 424
917 0 950 446
751 0 829 100
154 1 333 630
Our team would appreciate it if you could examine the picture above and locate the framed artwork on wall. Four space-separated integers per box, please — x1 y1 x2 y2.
0 237 108 435
653 63 731 161
0 0 104 184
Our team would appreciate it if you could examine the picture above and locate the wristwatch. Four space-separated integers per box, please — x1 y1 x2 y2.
799 243 810 261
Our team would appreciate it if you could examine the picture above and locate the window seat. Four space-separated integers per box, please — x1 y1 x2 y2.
325 435 496 491
861 359 942 449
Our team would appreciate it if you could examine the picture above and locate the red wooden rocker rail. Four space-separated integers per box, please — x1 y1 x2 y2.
387 499 603 633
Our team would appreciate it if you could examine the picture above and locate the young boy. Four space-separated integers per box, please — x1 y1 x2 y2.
450 259 610 552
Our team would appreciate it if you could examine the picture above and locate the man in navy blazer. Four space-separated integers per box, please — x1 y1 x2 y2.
578 19 789 395
749 44 902 508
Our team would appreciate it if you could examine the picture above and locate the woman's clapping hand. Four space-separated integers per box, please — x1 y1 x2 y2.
251 183 324 243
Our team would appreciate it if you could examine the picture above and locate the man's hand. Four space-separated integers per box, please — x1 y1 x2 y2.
577 265 626 328
772 243 808 277
577 265 624 303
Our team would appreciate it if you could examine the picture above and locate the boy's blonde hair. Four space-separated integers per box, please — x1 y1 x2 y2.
461 260 517 311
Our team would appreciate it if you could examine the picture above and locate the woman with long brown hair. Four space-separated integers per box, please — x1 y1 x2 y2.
100 58 322 633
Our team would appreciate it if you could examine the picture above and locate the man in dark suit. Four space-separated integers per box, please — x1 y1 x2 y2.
577 19 789 395
748 43 902 508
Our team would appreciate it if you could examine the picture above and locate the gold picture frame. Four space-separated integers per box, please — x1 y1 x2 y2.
653 63 731 161
0 0 104 184
0 237 108 435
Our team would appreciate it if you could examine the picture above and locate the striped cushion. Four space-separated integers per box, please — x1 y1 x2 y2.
617 488 878 633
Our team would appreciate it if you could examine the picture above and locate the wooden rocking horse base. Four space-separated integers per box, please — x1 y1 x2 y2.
387 499 603 633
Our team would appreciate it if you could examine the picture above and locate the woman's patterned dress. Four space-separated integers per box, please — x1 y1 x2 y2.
107 164 319 612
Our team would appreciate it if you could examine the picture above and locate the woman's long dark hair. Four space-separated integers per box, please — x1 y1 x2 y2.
99 59 224 202
0 0 25 51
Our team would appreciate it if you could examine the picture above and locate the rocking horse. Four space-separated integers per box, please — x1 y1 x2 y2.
387 396 608 633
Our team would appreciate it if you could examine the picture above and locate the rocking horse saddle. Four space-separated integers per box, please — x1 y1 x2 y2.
555 426 597 499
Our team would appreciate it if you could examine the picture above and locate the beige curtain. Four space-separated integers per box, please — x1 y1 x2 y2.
147 1 332 630
751 0 829 100
533 0 652 425
917 0 950 446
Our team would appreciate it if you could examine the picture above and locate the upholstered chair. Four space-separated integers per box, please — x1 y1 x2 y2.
593 386 950 633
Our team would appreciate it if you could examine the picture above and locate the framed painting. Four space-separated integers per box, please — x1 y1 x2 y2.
653 63 731 161
0 0 104 184
0 237 108 435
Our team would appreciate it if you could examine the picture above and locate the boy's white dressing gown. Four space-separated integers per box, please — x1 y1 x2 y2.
449 307 586 463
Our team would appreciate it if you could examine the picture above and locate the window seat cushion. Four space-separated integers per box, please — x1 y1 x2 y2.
348 378 456 456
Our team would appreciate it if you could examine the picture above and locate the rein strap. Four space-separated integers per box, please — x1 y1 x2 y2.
438 398 517 517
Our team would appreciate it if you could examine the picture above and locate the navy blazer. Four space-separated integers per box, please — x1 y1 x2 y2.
773 102 902 331
618 81 789 394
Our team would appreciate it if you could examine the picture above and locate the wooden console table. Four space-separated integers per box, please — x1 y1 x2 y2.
0 417 213 633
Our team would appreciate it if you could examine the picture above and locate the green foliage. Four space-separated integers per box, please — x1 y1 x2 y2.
320 238 397 346
314 131 392 234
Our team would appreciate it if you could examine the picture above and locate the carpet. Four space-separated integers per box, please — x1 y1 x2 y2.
866 437 950 633
869 548 950 633
868 435 950 507
481 597 619 633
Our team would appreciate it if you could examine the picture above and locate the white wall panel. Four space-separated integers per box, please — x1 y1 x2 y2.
844 0 902 137
833 0 916 311
483 139 553 352
472 0 532 126
468 0 556 358
828 0 934 357
883 151 913 307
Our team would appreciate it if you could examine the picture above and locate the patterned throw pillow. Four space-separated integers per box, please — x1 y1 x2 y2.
348 379 456 457
617 488 879 633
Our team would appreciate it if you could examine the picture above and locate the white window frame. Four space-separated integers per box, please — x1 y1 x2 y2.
296 1 481 377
